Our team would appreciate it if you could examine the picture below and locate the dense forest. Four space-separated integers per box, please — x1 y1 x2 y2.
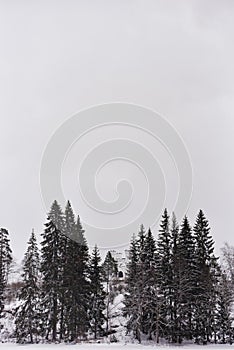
0 201 233 345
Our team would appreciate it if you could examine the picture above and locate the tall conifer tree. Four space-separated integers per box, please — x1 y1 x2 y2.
102 251 118 334
89 245 106 339
170 213 181 343
40 200 65 341
63 201 90 342
215 271 233 344
177 216 196 341
193 210 219 344
157 209 173 340
0 228 12 319
15 231 40 343
124 233 141 341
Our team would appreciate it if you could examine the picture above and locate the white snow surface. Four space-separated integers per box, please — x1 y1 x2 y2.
2 271 234 349
0 343 233 349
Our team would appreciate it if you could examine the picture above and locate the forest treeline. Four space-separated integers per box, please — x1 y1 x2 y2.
0 201 233 345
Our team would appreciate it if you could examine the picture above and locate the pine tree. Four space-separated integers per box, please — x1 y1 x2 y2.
89 245 106 339
131 225 147 342
215 271 233 344
15 231 40 343
102 251 118 334
63 201 90 342
49 200 66 233
124 238 137 284
193 210 219 344
125 225 160 342
156 209 173 341
176 216 196 342
102 251 118 282
124 233 141 342
0 228 12 319
58 233 68 341
64 200 76 239
170 213 181 343
140 228 159 341
45 200 68 341
75 215 87 245
40 200 65 342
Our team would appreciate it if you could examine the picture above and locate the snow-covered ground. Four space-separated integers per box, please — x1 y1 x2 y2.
2 272 233 349
0 344 233 349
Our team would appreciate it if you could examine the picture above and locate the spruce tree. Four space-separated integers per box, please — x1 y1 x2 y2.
140 228 159 340
102 251 118 282
102 251 118 334
123 211 229 345
193 210 219 344
125 225 160 342
124 233 141 342
49 200 66 232
0 228 12 319
132 225 147 342
176 216 196 342
15 231 40 343
170 213 181 343
156 209 173 341
215 271 233 344
64 200 76 239
40 200 65 342
89 245 106 339
63 201 90 342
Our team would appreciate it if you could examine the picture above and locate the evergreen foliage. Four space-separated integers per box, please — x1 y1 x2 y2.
63 201 90 342
89 245 106 339
215 271 233 344
0 228 12 319
1 205 233 345
124 209 233 345
102 251 118 334
15 231 40 343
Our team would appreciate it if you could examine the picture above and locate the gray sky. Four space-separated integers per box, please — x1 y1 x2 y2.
1 0 234 261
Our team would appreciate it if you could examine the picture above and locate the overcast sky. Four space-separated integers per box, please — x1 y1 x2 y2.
1 0 234 261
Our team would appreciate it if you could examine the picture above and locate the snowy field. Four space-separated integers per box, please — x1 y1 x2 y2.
0 344 233 349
